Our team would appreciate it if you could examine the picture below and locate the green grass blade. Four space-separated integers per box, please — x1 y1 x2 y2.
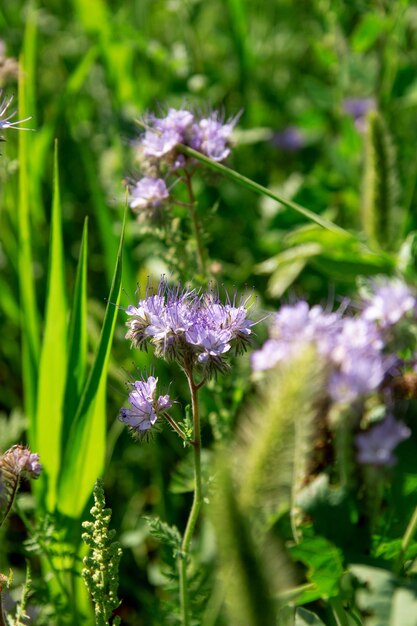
57 213 124 518
63 218 88 431
18 56 40 435
35 142 68 511
179 145 348 235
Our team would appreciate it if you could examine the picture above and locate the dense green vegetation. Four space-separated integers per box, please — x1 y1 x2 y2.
2 1 417 624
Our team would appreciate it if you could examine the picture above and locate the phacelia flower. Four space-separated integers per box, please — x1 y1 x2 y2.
356 415 411 466
0 445 42 479
362 278 417 328
0 91 32 132
142 108 195 159
251 301 341 372
119 375 172 433
190 112 238 161
125 280 255 375
129 177 169 212
251 298 397 403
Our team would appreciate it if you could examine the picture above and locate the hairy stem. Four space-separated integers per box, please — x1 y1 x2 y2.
179 368 203 626
162 412 189 442
184 170 207 277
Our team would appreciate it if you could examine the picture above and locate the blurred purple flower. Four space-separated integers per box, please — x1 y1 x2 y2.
120 375 172 432
362 278 417 328
356 415 411 466
343 97 376 132
129 177 169 211
251 301 341 372
272 126 305 151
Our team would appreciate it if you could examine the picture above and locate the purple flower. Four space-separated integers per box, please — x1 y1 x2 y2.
125 280 254 374
190 112 238 161
120 375 172 433
251 301 341 372
343 98 375 119
272 126 305 151
129 177 169 211
1 445 42 479
343 97 376 133
362 278 417 328
356 415 411 466
142 108 194 159
0 91 32 131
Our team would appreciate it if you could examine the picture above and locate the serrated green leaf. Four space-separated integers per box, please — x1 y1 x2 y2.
57 213 124 518
35 142 67 512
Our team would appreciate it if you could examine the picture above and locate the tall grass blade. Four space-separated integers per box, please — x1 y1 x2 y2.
18 56 40 435
57 213 124 518
35 142 68 511
63 218 88 433
179 145 349 235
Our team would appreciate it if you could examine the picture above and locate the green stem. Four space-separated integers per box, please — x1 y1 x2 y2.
396 503 417 574
179 145 349 235
184 170 207 277
163 412 189 442
179 369 203 626
0 588 7 626
329 598 349 626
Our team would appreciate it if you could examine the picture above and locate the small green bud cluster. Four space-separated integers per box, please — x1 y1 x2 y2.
81 479 122 626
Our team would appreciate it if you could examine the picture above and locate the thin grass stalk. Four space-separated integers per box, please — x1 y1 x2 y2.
179 145 349 235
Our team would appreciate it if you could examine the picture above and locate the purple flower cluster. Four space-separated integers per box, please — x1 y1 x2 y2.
1 445 42 480
128 107 238 215
125 280 254 375
251 277 417 465
120 375 172 434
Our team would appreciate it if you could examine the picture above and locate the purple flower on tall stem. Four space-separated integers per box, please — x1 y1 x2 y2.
125 280 255 375
119 375 172 433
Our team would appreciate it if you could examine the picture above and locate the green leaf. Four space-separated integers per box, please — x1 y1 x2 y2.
290 535 345 600
18 53 40 432
351 13 387 53
57 213 124 518
35 142 68 512
63 219 88 433
295 607 326 626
